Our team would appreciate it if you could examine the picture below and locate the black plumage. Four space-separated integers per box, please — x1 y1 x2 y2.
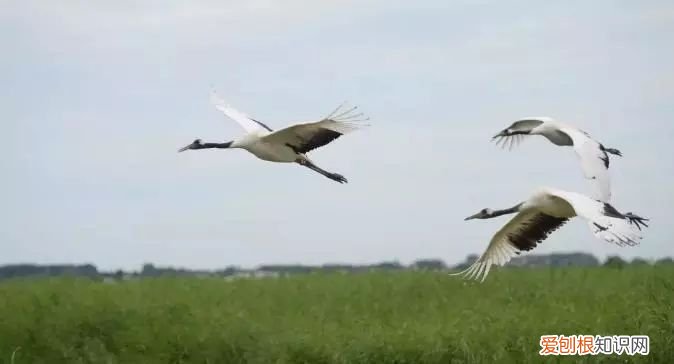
286 128 343 154
507 213 569 252
251 118 273 132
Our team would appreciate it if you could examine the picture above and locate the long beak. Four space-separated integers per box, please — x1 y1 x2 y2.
465 213 481 221
178 143 193 153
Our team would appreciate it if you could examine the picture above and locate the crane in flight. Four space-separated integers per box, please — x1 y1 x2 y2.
452 187 648 282
179 92 368 183
493 117 622 202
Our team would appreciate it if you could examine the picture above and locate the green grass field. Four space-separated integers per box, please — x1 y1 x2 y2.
0 267 672 363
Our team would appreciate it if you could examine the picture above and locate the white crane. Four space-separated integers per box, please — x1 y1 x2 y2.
452 187 648 282
492 117 622 202
178 93 368 183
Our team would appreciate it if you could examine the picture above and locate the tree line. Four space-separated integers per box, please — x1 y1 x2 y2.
0 253 671 281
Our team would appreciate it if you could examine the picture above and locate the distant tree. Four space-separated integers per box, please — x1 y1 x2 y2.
466 254 479 264
452 255 479 271
0 265 37 279
217 266 240 277
258 265 313 274
604 256 626 268
655 257 674 266
78 264 99 277
114 270 124 280
369 261 404 270
0 264 99 279
411 259 447 271
321 264 354 273
631 258 650 266
141 263 158 277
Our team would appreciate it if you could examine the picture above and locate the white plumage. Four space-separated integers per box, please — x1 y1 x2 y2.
178 92 368 183
493 117 622 202
453 187 648 282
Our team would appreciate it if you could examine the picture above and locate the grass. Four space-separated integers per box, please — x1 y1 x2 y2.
0 266 673 363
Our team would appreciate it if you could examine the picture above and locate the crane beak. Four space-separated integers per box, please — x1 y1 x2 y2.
178 139 201 153
464 212 481 221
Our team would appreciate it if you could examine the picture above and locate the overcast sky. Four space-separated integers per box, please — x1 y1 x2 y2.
2 0 673 271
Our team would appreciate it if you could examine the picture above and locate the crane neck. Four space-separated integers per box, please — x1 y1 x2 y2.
490 203 523 218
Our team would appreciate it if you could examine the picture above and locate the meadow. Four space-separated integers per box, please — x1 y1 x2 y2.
0 267 672 364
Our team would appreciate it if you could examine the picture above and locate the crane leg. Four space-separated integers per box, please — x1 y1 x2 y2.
296 159 348 184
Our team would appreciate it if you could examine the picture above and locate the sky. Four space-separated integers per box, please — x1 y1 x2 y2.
2 0 673 271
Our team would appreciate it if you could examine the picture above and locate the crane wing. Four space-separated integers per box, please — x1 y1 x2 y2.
260 103 368 154
210 92 273 133
451 210 568 282
492 117 548 150
561 128 612 202
547 190 644 247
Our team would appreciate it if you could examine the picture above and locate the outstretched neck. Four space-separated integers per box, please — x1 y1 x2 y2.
178 139 234 153
199 141 232 149
489 203 523 218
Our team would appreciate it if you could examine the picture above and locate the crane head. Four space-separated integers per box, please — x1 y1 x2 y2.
178 139 203 152
465 208 494 220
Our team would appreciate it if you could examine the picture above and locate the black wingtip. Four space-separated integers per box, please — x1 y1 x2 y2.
605 147 623 157
624 212 649 230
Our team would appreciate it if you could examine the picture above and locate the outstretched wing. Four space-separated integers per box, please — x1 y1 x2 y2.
210 92 273 133
493 117 552 150
451 210 568 282
561 128 612 202
261 103 368 154
548 190 644 247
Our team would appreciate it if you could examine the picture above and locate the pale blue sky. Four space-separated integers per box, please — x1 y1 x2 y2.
2 1 673 270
